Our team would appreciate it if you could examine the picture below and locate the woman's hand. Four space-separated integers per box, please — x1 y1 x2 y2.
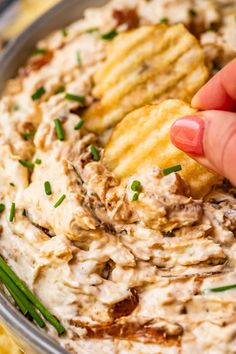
170 58 236 186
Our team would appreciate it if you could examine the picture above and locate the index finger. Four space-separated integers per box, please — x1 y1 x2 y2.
192 58 236 112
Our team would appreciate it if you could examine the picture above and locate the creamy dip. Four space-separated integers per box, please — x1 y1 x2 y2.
0 1 236 353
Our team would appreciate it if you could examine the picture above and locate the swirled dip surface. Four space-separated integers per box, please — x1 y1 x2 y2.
0 0 236 353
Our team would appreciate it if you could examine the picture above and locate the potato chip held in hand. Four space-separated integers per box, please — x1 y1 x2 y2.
104 99 222 198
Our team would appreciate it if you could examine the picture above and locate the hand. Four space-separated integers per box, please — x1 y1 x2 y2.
170 58 236 186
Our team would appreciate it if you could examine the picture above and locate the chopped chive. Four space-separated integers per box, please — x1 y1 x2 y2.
9 202 15 222
101 29 118 40
9 183 15 187
65 93 85 105
132 193 139 201
44 181 52 196
86 27 99 33
0 267 28 315
61 28 68 37
22 131 35 140
90 145 100 161
207 284 236 293
159 17 169 24
0 266 45 327
0 256 65 334
55 86 65 94
76 50 82 65
31 86 46 101
131 180 142 192
13 104 19 111
0 204 5 213
74 119 84 130
54 195 66 208
22 209 27 216
35 159 42 165
33 48 48 56
188 8 197 16
162 164 182 176
19 160 34 169
54 119 65 141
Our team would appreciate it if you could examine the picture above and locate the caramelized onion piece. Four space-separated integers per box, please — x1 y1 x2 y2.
108 289 139 320
70 318 183 345
113 8 139 30
19 51 53 77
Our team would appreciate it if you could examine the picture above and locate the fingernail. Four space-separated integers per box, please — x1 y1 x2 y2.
170 116 205 156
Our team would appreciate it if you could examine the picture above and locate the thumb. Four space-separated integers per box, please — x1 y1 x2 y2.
170 111 236 186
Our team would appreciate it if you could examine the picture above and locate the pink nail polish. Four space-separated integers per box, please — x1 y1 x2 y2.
170 116 205 156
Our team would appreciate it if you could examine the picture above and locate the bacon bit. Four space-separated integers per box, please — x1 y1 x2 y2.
113 8 139 30
19 51 53 77
21 122 35 133
70 318 183 345
108 289 139 320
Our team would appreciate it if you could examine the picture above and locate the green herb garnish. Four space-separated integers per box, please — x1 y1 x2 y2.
54 195 66 208
22 131 36 140
54 119 65 141
0 266 28 315
162 164 182 176
86 27 99 33
13 104 19 111
33 48 48 56
61 28 68 37
101 29 118 40
0 204 5 213
74 119 84 130
207 284 236 293
131 180 142 192
31 86 46 101
65 93 85 104
90 145 100 161
0 256 65 334
159 17 169 24
35 159 42 165
9 183 15 187
76 50 82 65
132 193 139 201
55 86 65 94
0 266 45 327
19 160 34 169
44 181 52 196
9 202 15 222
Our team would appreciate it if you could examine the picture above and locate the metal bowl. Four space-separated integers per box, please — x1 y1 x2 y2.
0 1 107 353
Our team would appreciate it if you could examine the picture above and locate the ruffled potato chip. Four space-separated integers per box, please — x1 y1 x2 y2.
0 324 22 354
84 24 208 133
104 100 222 198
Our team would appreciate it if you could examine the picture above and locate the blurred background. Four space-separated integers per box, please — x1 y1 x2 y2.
0 1 60 352
0 0 60 50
